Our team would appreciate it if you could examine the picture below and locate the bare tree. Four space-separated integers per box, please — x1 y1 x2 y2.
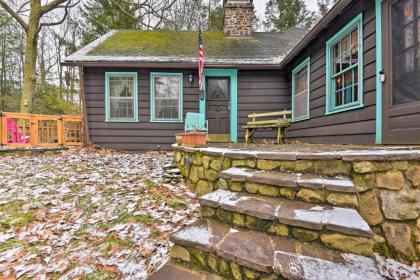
0 0 80 113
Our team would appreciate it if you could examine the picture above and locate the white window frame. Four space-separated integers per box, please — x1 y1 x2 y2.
150 72 183 123
292 57 311 122
105 72 139 122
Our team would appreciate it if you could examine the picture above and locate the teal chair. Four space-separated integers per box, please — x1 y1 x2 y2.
185 112 208 132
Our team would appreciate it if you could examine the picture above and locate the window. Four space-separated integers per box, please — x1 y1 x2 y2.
326 14 364 114
105 72 138 122
151 73 183 122
292 57 310 122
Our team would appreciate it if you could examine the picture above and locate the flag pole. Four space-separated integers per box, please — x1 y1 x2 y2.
198 21 205 101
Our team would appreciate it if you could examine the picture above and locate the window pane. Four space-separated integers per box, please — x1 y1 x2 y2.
293 64 309 120
335 76 343 90
334 44 340 74
296 68 308 93
153 75 181 120
294 90 308 119
207 78 229 100
336 90 343 106
354 66 359 84
110 99 134 119
344 70 353 88
109 76 134 97
351 30 359 64
354 84 359 102
341 35 351 70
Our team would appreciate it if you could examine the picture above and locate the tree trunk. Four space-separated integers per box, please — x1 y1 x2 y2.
20 1 41 114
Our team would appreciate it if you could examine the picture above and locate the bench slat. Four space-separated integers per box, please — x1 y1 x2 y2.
248 110 291 119
243 122 290 129
246 119 290 126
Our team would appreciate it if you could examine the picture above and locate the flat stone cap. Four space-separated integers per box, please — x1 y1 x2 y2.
174 144 420 162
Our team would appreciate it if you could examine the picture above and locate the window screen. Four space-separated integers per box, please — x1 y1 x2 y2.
152 74 183 121
391 0 420 105
292 59 310 121
106 74 137 121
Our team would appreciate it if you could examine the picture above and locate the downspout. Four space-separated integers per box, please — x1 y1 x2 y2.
375 0 383 144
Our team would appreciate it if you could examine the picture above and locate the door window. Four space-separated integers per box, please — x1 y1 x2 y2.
207 78 230 101
391 0 420 105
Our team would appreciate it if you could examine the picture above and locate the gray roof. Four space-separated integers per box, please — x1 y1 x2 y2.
63 29 309 66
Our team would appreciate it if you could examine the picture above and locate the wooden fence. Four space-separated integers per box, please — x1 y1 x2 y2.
0 112 84 147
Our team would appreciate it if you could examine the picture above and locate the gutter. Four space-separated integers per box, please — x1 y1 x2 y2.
61 61 284 70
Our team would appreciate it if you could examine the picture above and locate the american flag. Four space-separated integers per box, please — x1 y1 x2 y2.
198 26 205 91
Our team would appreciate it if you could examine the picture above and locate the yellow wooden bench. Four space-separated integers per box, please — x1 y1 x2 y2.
242 110 291 144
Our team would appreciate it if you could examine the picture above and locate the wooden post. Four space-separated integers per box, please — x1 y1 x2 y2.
0 111 4 146
30 115 38 147
79 66 91 146
57 118 63 145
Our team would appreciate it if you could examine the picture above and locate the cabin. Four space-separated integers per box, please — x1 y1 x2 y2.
63 0 420 150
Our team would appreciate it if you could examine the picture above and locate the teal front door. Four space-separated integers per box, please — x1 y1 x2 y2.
200 69 238 142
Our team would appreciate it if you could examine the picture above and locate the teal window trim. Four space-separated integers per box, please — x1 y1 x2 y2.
325 13 364 115
375 0 383 144
292 57 311 122
200 69 238 143
105 72 139 123
150 72 184 123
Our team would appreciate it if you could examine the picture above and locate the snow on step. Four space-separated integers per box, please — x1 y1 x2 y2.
220 168 357 193
273 251 383 280
219 167 259 181
199 190 372 237
170 219 230 252
168 219 399 279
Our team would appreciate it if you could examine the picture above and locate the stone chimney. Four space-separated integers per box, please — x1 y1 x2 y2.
224 0 254 38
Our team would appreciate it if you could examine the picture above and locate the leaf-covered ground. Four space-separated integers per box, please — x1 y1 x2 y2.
0 148 199 279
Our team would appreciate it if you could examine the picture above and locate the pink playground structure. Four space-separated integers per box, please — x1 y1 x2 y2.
7 118 30 144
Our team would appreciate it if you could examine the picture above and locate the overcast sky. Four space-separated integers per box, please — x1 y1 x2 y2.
254 0 319 18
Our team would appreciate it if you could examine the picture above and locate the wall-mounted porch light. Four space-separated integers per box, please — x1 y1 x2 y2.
188 73 194 84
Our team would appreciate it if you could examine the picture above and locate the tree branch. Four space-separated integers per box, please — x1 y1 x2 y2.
0 0 29 30
39 0 79 31
41 0 69 15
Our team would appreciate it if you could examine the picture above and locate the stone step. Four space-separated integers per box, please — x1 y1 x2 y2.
199 190 372 241
149 263 224 280
168 219 396 280
220 167 357 193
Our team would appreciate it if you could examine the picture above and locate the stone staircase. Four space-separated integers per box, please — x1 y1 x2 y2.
150 146 420 280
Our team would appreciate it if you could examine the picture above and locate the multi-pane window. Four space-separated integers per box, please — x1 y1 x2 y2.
292 57 310 122
391 0 420 105
105 73 138 122
326 14 363 114
151 73 183 122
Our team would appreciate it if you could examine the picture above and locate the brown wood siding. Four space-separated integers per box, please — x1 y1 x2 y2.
285 0 377 145
237 70 291 141
83 67 289 150
84 67 199 151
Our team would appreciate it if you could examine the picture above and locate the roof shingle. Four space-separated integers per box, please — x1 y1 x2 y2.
64 29 308 66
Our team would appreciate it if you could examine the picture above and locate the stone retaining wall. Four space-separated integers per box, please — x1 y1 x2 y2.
173 147 420 262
